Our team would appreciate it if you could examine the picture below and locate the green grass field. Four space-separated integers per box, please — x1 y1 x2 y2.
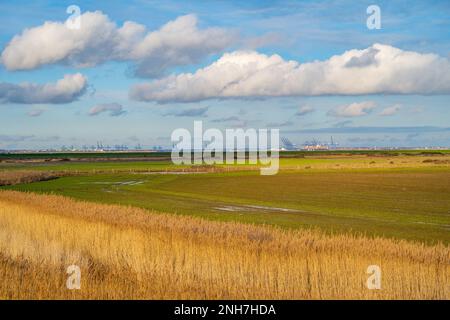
2 152 449 244
1 151 449 173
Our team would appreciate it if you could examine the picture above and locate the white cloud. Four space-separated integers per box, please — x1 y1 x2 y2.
0 73 87 104
1 12 234 78
89 103 126 116
266 120 294 127
328 101 376 117
27 107 46 117
379 104 401 116
344 47 379 68
296 105 314 116
164 106 209 117
130 44 450 102
130 15 235 77
210 116 240 123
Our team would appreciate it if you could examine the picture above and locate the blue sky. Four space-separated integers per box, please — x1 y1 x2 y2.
0 0 449 149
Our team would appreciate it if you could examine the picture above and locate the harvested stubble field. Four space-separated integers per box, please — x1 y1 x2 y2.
0 191 448 300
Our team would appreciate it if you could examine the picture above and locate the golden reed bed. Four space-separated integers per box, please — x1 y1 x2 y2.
0 191 448 299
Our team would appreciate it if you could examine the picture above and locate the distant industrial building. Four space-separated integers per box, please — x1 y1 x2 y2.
303 143 329 151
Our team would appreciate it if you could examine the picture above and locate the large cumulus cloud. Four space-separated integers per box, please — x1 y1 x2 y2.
0 73 87 104
130 44 450 103
1 12 234 78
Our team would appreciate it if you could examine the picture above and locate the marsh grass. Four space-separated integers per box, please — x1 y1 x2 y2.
0 191 448 299
0 171 59 186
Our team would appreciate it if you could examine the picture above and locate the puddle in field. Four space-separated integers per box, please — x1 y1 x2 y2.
119 181 144 185
414 221 450 229
80 181 145 186
245 205 301 212
136 171 209 175
214 205 301 213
